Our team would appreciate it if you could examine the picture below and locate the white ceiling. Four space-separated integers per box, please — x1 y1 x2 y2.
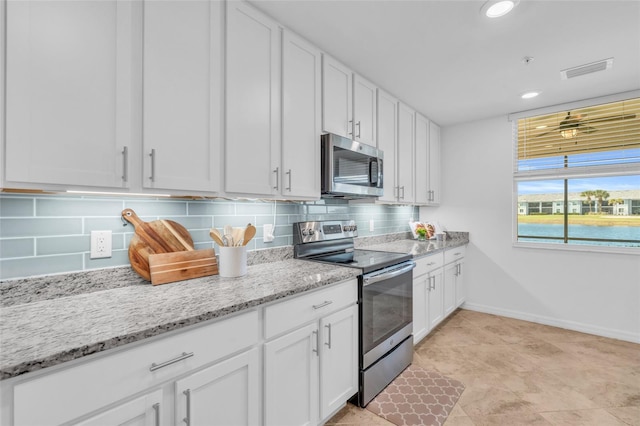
247 0 640 127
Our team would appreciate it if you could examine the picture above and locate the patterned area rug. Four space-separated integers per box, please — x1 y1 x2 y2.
365 365 465 426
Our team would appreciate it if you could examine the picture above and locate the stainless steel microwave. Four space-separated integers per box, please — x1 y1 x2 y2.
321 133 383 198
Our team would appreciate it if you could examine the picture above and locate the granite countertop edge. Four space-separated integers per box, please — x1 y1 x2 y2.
0 234 469 380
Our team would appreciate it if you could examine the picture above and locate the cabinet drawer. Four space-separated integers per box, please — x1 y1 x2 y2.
14 310 259 426
264 279 357 340
444 246 466 264
414 253 444 277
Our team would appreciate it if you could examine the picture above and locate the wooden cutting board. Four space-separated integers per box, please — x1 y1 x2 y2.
149 249 218 285
122 208 195 281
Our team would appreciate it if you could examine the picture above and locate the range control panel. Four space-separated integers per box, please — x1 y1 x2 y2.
293 220 358 244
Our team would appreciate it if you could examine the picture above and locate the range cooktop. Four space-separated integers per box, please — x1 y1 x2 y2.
308 249 412 274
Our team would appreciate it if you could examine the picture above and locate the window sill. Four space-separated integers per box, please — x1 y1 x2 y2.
513 241 640 256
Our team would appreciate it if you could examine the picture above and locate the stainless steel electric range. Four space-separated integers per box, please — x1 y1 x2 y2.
293 220 415 407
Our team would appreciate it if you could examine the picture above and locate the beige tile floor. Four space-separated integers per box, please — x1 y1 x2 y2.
326 309 640 426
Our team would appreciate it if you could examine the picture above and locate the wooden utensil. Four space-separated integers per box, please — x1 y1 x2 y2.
243 224 256 246
232 226 245 247
149 248 218 285
209 228 225 246
122 208 195 280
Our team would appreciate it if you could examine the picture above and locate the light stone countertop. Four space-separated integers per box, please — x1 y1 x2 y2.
0 233 469 380
0 259 359 380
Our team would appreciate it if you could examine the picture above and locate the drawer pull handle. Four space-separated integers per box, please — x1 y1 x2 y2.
312 300 333 310
427 262 436 266
150 352 194 372
153 403 160 426
183 389 191 425
453 252 462 256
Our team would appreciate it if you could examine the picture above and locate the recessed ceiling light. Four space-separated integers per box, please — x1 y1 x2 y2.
521 91 540 99
481 0 519 18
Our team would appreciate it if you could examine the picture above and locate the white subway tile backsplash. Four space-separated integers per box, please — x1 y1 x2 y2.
0 194 417 280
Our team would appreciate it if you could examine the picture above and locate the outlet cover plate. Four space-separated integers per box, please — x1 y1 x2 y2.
91 230 112 259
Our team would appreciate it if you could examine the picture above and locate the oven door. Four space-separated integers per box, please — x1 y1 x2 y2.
361 261 415 369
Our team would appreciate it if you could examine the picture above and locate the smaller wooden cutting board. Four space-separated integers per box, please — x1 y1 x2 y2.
149 249 218 286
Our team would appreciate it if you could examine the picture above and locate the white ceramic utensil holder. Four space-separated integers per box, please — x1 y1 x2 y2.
219 246 247 277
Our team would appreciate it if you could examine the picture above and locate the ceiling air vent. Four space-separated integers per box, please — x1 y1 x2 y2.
560 58 614 80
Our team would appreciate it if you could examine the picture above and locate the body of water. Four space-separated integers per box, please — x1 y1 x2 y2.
518 223 640 247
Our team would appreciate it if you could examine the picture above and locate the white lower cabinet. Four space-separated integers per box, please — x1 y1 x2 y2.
264 279 358 426
3 280 358 426
413 245 468 346
74 389 163 426
175 347 260 426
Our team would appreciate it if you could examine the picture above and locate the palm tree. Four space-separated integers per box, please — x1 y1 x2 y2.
608 198 624 215
592 189 610 213
581 190 595 213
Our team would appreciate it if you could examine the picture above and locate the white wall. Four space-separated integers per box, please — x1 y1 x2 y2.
421 115 640 343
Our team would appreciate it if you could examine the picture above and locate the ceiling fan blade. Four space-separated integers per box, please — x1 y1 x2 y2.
534 127 560 138
582 113 636 124
580 125 598 134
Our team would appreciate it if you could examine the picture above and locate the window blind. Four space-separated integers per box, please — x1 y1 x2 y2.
516 97 640 172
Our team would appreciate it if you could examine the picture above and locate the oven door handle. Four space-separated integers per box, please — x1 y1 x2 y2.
363 261 416 287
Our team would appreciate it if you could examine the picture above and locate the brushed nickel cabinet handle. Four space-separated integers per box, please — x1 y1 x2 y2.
356 121 361 138
121 146 128 183
149 149 156 182
183 389 191 425
286 169 292 191
273 167 279 190
325 324 332 349
149 352 194 372
312 330 319 356
400 186 405 200
348 120 353 136
152 403 160 426
313 300 333 309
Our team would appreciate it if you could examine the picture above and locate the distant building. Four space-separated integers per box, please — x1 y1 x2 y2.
518 190 640 216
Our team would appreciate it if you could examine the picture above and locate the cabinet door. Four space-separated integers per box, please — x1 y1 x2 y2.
281 30 321 199
74 390 162 426
414 113 430 205
226 1 280 196
455 260 466 307
376 89 398 203
353 75 377 146
319 305 358 421
265 323 319 426
412 274 429 345
5 0 132 189
143 0 222 193
428 122 442 204
322 55 353 138
443 263 457 317
397 102 415 203
428 269 444 330
175 348 260 426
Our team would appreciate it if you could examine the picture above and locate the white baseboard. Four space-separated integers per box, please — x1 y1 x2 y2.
461 302 640 344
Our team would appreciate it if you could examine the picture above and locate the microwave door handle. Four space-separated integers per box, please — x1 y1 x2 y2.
363 262 416 287
377 158 383 188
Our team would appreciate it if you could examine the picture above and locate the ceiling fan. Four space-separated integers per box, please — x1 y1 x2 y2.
535 111 637 139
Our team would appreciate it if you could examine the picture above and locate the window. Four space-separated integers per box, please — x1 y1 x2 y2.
514 97 640 249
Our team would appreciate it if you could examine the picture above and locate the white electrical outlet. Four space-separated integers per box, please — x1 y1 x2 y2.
369 219 375 232
91 230 112 259
263 224 274 243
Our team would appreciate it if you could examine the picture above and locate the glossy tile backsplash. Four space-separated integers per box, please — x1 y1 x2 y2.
0 194 418 280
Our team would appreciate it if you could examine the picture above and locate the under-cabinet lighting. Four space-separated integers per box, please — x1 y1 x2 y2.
66 190 172 197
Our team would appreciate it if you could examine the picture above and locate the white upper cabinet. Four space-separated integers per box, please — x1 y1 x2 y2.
414 113 430 205
428 121 442 205
5 0 133 190
353 75 377 146
376 89 399 203
322 55 353 139
143 0 222 193
397 102 415 204
225 1 280 196
281 30 322 199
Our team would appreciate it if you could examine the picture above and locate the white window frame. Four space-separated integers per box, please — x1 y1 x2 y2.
510 90 640 255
